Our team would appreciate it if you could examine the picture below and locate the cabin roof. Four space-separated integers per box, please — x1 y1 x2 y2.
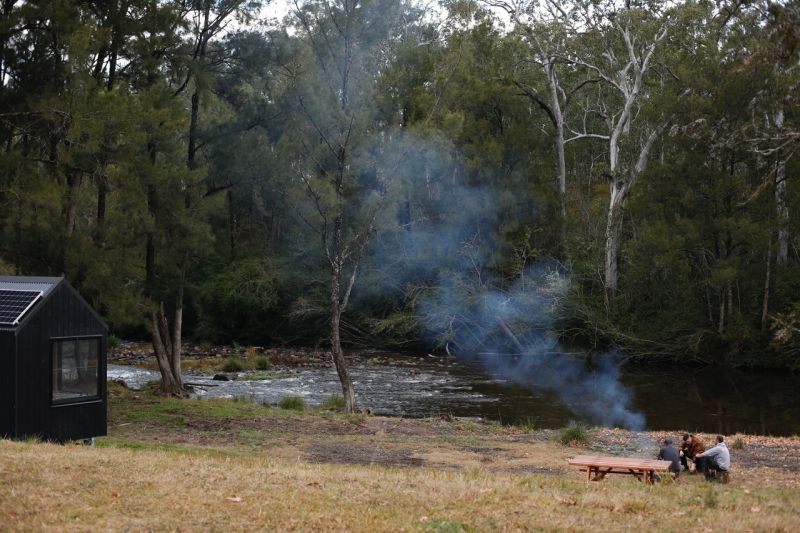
0 276 63 330
0 276 62 296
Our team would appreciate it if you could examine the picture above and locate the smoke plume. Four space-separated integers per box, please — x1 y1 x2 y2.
365 130 646 430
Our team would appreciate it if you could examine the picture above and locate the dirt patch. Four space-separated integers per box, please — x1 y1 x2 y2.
107 387 800 489
304 442 427 468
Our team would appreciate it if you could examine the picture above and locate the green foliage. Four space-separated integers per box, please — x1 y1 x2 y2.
255 356 272 370
278 396 307 412
515 418 536 433
197 259 283 344
0 0 797 371
322 394 346 411
558 422 591 446
107 335 121 351
220 357 245 373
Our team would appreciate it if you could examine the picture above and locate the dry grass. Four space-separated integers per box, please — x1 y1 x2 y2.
2 387 797 531
1 439 798 532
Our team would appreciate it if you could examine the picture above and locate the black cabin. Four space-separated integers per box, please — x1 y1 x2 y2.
0 276 107 442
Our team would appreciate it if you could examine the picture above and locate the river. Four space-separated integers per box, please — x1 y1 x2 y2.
108 352 800 436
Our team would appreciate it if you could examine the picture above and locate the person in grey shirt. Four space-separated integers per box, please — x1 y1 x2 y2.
695 435 730 480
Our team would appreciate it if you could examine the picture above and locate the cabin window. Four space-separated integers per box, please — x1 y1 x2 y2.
51 338 99 402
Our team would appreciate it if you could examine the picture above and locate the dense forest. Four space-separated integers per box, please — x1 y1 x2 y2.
1 0 798 392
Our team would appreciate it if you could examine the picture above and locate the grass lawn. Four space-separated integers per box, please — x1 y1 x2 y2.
0 383 798 531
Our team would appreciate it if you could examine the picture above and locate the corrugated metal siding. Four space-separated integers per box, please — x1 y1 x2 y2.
15 282 107 441
0 332 14 437
0 277 59 297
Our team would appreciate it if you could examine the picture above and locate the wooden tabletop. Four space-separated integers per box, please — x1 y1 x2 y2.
568 455 673 471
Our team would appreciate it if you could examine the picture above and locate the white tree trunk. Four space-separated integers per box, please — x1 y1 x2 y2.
548 64 568 250
603 124 665 295
773 109 789 266
604 179 627 294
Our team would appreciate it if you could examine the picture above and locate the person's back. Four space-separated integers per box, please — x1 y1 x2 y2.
658 439 681 474
703 440 730 471
695 435 731 480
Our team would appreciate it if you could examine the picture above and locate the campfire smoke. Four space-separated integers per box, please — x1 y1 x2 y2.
366 131 646 430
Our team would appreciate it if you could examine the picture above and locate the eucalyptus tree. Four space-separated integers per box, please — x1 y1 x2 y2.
286 0 424 411
484 0 603 253
564 1 672 299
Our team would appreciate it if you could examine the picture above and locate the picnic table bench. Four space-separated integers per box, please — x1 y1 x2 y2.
568 455 673 484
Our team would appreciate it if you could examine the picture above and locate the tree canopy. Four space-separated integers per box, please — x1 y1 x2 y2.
1 0 798 379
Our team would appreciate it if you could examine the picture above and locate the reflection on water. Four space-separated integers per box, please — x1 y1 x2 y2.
108 354 800 436
622 365 800 437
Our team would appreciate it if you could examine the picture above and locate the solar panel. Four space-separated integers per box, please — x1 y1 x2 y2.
0 289 43 326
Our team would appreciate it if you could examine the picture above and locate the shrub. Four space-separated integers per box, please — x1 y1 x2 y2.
107 334 121 351
221 357 245 372
516 418 536 432
559 421 591 446
731 437 745 450
278 395 307 411
322 394 346 410
255 356 272 370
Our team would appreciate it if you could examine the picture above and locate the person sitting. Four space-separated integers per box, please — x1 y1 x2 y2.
657 438 681 479
694 435 730 481
680 433 705 472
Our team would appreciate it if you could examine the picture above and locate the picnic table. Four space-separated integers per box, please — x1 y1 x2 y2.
568 455 673 484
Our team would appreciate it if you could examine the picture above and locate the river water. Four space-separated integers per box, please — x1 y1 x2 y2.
108 353 800 436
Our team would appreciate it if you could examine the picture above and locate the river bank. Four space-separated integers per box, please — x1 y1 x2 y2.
109 344 800 436
1 385 798 531
105 383 800 487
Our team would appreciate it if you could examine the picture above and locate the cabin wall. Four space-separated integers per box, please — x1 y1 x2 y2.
16 283 107 441
0 331 14 437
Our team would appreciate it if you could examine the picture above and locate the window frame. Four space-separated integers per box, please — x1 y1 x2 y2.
50 335 103 406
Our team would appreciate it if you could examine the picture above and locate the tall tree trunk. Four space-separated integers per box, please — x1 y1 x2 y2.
150 310 180 394
548 65 568 254
186 3 210 170
774 109 789 266
603 124 665 298
187 90 200 169
555 121 567 254
228 188 235 256
171 261 186 388
775 157 789 266
761 232 772 331
66 173 82 237
330 263 356 413
145 179 157 295
95 174 107 243
604 179 627 296
151 302 184 395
